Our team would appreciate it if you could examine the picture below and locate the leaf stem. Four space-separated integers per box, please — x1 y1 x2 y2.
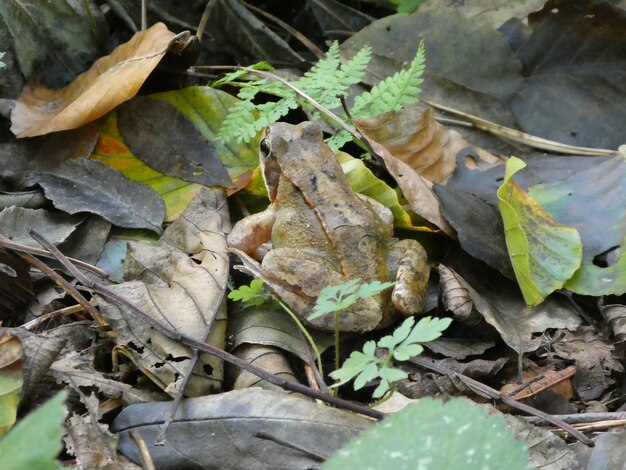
276 299 324 378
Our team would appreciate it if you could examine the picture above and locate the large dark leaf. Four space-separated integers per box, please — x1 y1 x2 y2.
112 388 372 470
24 158 165 232
512 0 626 149
0 0 107 87
117 97 232 188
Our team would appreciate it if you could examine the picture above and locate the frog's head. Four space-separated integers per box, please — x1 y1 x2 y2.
259 126 284 202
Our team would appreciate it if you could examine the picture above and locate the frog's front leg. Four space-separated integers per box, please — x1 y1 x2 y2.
227 208 275 260
263 248 382 332
387 239 429 317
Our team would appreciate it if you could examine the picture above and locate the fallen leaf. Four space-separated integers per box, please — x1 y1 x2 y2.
117 97 232 188
512 0 626 149
355 105 499 184
11 23 178 137
204 0 305 66
497 157 582 306
97 189 230 397
357 134 455 236
500 366 575 401
231 344 300 393
552 327 623 401
112 388 372 469
0 206 83 246
92 87 260 221
309 0 373 34
600 303 626 343
24 158 165 233
445 254 580 354
0 0 107 86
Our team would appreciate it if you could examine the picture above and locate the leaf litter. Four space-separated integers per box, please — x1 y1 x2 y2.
0 1 626 468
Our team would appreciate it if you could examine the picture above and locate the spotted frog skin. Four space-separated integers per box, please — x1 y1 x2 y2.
228 121 429 332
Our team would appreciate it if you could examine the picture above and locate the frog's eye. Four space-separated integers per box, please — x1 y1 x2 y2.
259 138 270 158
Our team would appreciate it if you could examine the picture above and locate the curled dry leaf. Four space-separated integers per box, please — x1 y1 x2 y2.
231 344 300 394
11 23 179 138
355 106 499 184
437 264 479 325
500 365 576 401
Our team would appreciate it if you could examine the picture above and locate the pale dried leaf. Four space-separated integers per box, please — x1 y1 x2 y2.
600 303 626 342
97 189 230 397
11 23 177 137
437 264 479 325
232 344 300 394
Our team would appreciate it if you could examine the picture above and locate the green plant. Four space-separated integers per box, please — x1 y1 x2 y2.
322 397 529 470
227 278 271 308
0 392 67 470
330 315 451 399
309 279 396 369
388 0 424 14
215 41 425 149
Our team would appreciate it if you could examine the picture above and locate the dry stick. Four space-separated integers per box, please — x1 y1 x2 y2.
0 234 109 278
131 430 157 470
156 287 228 445
524 411 626 426
409 356 594 446
28 230 384 420
255 431 328 462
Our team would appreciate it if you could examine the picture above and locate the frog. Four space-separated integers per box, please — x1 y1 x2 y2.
228 121 429 332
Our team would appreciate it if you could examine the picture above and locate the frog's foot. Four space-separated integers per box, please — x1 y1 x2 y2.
263 248 382 332
387 239 429 316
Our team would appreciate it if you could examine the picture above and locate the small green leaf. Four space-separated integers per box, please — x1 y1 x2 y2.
404 316 452 344
308 279 361 320
393 343 423 361
0 392 67 470
372 380 390 398
330 351 373 384
497 157 582 306
362 340 377 357
378 367 408 384
228 278 268 308
354 363 380 390
356 280 396 298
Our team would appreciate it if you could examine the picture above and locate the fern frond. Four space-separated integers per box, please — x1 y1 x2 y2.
217 100 258 142
353 41 425 118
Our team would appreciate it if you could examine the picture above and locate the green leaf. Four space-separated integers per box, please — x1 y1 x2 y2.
356 280 396 299
497 157 582 306
308 279 362 321
323 398 529 469
354 363 380 390
228 278 267 308
352 42 425 118
393 343 423 361
404 316 452 344
0 392 67 470
330 351 374 385
372 380 391 398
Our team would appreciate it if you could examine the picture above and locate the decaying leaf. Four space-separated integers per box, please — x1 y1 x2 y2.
92 87 260 221
600 303 626 343
231 344 300 394
0 248 33 321
11 23 178 137
355 105 499 184
437 264 479 325
24 158 165 233
444 256 580 354
97 189 230 397
357 132 454 236
117 97 232 188
497 157 582 306
112 388 372 469
552 327 623 401
500 365 575 401
0 206 83 246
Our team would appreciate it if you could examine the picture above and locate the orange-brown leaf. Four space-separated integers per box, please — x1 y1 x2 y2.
11 23 178 138
355 106 499 184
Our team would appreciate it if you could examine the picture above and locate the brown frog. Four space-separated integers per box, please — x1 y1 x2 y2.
228 121 429 332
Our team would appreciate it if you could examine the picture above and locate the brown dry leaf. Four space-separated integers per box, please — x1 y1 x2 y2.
500 365 576 401
357 133 455 236
11 23 179 138
355 106 499 184
231 344 300 394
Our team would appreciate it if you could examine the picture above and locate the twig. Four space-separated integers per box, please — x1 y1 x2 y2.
131 430 156 470
409 356 593 446
27 230 384 420
524 411 626 425
0 234 108 278
255 431 328 462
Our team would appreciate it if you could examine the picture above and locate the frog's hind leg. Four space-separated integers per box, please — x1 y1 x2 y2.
263 248 381 332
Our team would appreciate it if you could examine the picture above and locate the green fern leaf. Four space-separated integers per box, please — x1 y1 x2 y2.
353 41 425 118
